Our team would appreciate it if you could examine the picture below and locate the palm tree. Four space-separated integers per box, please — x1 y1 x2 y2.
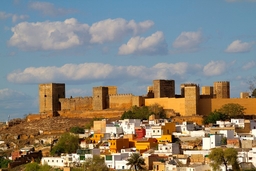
126 153 146 171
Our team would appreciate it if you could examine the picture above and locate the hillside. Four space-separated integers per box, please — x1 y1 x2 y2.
0 117 108 155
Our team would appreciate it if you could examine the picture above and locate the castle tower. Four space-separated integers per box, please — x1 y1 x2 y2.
201 86 213 96
93 86 109 110
153 80 175 98
39 83 65 115
180 83 199 97
184 84 199 116
213 81 230 98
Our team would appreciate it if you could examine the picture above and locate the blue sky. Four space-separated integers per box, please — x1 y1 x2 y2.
0 0 256 121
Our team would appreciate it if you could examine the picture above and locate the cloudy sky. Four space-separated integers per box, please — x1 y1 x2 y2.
0 0 256 121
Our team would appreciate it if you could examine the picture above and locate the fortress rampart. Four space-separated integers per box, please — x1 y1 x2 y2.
59 96 93 111
29 79 256 122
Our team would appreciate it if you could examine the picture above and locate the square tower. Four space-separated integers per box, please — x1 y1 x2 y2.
153 80 175 98
39 83 65 114
184 85 199 116
213 81 230 98
93 86 109 110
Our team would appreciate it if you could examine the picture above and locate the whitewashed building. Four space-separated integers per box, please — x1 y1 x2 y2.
119 119 141 134
202 134 223 150
154 143 180 155
105 152 131 170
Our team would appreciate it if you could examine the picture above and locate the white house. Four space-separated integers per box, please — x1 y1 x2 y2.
219 130 234 139
41 157 66 168
105 152 131 170
106 124 123 137
216 120 232 128
176 122 195 134
119 119 141 134
231 119 245 128
154 143 180 155
202 134 223 150
151 125 163 138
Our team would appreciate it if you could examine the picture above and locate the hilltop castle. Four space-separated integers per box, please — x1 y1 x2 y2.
27 79 256 121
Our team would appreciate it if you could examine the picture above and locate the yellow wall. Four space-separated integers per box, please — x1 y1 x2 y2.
90 133 104 143
157 135 172 143
135 138 158 152
162 122 176 135
146 97 256 116
198 98 256 115
145 98 185 115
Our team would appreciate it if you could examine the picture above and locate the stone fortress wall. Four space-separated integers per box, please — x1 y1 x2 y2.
28 79 256 121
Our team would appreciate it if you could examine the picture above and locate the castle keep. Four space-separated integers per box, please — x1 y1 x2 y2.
33 79 256 121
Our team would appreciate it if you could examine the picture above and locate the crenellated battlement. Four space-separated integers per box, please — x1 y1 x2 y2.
109 93 133 97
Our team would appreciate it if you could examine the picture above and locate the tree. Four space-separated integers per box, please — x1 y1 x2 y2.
121 105 166 120
248 76 256 96
83 155 109 171
218 103 246 118
203 110 229 125
0 156 11 168
25 162 40 171
51 133 79 156
252 88 256 97
121 106 151 120
148 103 166 119
126 153 146 171
208 148 239 171
70 126 85 134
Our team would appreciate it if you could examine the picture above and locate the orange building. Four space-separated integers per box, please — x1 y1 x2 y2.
109 138 129 153
90 133 104 143
135 138 158 153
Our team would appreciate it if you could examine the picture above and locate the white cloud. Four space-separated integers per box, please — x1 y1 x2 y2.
89 18 154 44
0 11 28 23
242 61 256 70
7 62 202 84
203 61 227 76
8 18 154 51
8 18 90 50
0 11 12 20
172 30 204 52
29 1 74 16
118 31 168 55
12 14 29 23
0 88 30 100
225 40 253 53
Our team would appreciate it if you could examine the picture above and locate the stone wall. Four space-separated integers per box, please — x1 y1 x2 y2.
145 98 186 116
198 98 256 116
59 97 93 111
58 109 124 119
146 97 256 116
109 94 134 109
